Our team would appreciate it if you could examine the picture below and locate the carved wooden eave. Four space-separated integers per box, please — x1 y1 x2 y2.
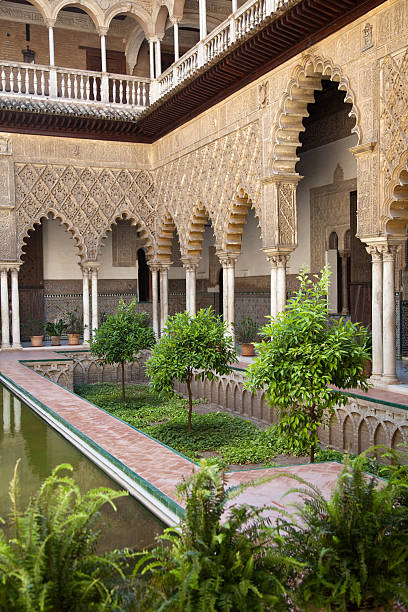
0 0 387 143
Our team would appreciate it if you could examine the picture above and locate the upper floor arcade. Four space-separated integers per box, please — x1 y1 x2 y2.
0 0 386 142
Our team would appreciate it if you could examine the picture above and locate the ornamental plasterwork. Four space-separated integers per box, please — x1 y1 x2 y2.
14 164 157 261
380 46 408 215
153 122 263 257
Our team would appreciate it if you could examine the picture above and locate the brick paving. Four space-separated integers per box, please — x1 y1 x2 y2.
0 346 398 518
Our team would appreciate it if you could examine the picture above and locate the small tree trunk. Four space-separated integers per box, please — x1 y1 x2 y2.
121 362 125 402
310 402 315 463
187 376 193 432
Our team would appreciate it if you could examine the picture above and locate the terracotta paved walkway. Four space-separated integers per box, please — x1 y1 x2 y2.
0 347 350 516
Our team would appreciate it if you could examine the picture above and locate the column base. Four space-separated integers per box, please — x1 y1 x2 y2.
381 374 400 385
1 344 11 350
82 341 90 348
10 344 22 351
369 373 382 384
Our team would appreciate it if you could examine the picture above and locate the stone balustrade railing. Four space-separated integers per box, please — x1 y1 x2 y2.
0 0 287 110
0 60 150 110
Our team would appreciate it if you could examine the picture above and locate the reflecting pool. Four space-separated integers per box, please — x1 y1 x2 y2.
0 385 164 551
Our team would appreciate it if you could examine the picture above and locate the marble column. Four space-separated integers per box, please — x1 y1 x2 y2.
382 244 399 384
100 34 107 72
159 265 170 332
150 265 159 338
81 265 90 344
149 39 155 79
10 266 21 349
2 388 10 433
276 254 289 313
232 0 238 11
183 261 197 316
366 245 383 381
264 254 278 318
199 0 207 39
90 266 99 337
0 267 10 349
339 250 350 315
172 19 180 62
155 38 162 77
48 26 55 66
219 254 237 339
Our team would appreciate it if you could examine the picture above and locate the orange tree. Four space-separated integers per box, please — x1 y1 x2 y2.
146 308 237 432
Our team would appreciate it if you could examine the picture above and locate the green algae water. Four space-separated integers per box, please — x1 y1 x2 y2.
0 384 163 551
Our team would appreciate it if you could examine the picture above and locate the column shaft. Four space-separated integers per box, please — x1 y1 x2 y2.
368 247 383 379
48 26 55 66
100 35 107 72
1 268 10 349
227 261 235 340
222 265 228 325
91 268 98 337
340 253 349 314
11 268 21 349
232 0 238 11
155 39 162 77
174 22 179 62
82 267 90 344
199 0 207 39
270 259 277 318
151 267 159 337
160 267 169 331
382 246 398 383
149 39 155 79
276 256 287 313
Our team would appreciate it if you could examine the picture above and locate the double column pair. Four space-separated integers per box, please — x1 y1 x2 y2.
366 240 400 384
0 264 21 350
150 263 170 337
81 263 99 344
264 251 291 318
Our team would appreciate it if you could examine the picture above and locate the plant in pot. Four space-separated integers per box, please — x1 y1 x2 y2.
66 309 82 345
44 318 68 346
235 316 258 356
24 316 44 347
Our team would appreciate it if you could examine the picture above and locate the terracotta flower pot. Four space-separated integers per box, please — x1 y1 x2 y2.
30 335 43 347
51 335 61 346
67 333 80 346
241 343 255 357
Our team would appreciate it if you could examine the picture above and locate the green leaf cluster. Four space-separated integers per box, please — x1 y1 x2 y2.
136 460 296 611
0 462 136 612
277 450 408 611
246 267 371 460
91 301 155 367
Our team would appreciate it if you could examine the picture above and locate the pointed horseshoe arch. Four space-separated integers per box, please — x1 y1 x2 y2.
156 213 180 263
18 210 85 262
382 150 408 236
221 188 262 254
271 55 361 175
96 211 155 261
184 204 219 262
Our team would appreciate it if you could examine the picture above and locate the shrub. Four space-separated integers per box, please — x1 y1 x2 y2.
136 460 296 611
277 451 408 611
0 462 136 612
91 300 155 401
147 308 237 431
246 267 370 462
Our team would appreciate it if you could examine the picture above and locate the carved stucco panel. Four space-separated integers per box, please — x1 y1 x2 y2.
0 208 15 260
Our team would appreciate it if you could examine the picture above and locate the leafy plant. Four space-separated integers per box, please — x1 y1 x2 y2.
235 316 259 344
135 460 296 611
45 318 68 337
90 300 155 402
66 308 82 334
146 307 237 432
23 315 44 337
277 451 408 611
245 267 371 462
0 462 136 612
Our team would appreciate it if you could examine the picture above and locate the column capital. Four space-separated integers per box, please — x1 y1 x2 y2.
158 261 172 272
45 18 56 28
263 248 292 266
170 16 182 25
148 260 161 273
338 249 351 259
216 251 239 267
97 26 109 37
82 260 100 270
181 257 199 271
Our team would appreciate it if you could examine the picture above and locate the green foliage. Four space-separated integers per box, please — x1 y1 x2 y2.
44 318 68 337
246 267 371 461
277 451 408 611
0 462 136 612
146 308 237 431
234 317 259 345
91 301 155 401
136 460 295 611
66 308 82 334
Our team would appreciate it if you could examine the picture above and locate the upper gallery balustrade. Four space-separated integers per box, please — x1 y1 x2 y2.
0 0 285 113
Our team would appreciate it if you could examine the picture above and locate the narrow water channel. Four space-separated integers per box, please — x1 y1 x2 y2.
0 385 164 552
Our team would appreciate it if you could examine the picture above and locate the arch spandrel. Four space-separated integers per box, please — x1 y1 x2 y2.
51 0 105 29
270 54 361 176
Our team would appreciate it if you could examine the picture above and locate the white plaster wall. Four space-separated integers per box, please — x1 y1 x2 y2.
291 134 358 274
43 220 138 280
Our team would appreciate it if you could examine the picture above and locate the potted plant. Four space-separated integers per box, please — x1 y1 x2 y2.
66 309 82 345
235 316 258 356
24 316 44 347
44 318 68 346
